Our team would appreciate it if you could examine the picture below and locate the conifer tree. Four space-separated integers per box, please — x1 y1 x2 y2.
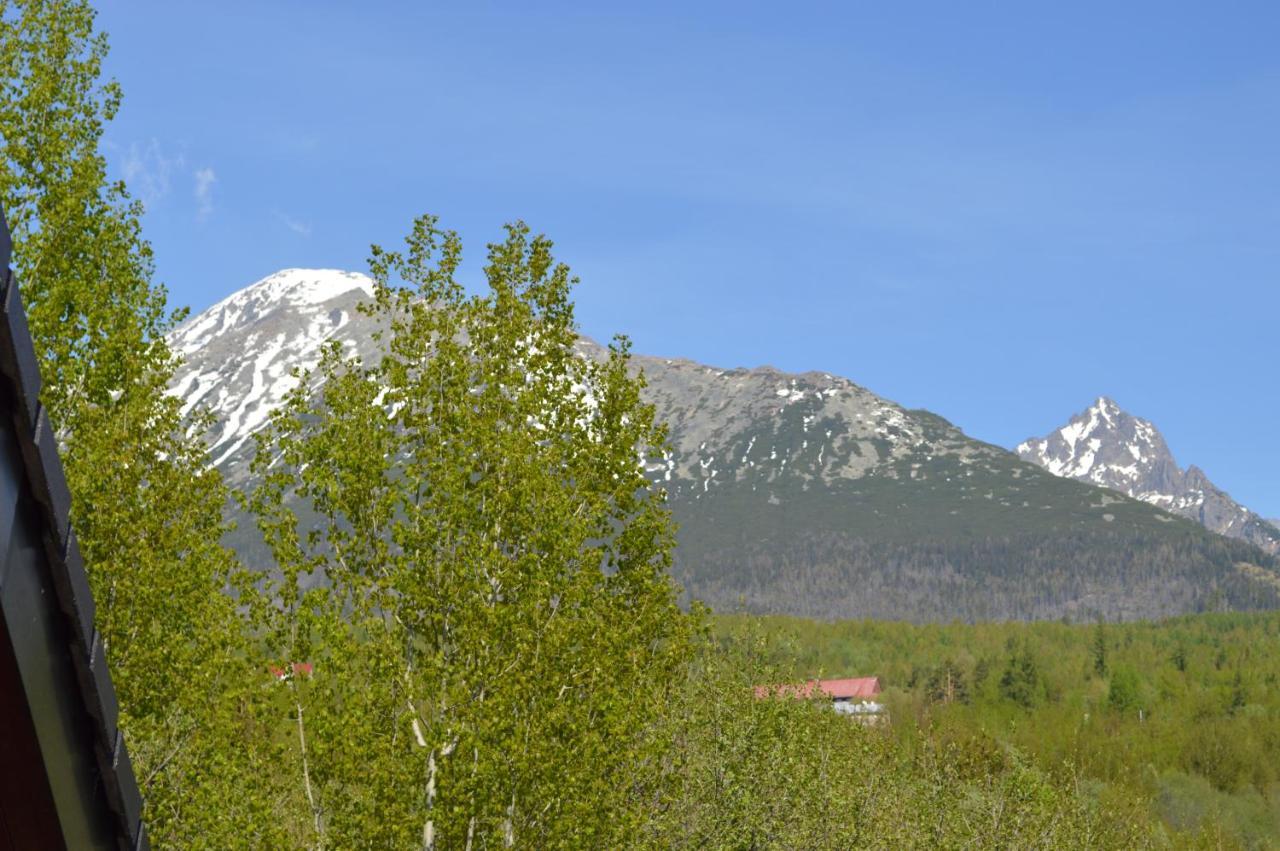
1093 618 1109 677
999 646 1041 709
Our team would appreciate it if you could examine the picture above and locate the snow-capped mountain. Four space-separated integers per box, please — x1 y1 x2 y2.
167 269 998 489
168 269 376 469
165 272 1280 620
1016 397 1280 555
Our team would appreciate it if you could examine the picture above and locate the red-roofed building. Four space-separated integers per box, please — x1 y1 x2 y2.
269 661 314 681
754 676 887 724
813 676 881 700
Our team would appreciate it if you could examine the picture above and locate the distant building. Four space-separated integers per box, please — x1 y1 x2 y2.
269 661 314 681
754 675 887 725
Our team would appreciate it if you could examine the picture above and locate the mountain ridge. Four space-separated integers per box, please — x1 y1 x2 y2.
168 270 1280 621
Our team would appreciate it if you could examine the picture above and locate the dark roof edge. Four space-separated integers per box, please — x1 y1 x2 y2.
0 206 147 850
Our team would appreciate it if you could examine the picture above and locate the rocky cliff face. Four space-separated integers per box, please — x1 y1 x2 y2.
1017 397 1280 555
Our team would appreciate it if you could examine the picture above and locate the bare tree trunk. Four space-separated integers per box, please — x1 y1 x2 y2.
295 696 322 843
422 739 456 850
422 748 438 851
503 792 516 847
464 745 478 851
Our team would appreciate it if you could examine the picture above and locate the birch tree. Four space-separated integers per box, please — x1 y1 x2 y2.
249 215 693 847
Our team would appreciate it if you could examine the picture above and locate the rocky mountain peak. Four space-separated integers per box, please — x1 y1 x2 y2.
170 269 373 355
168 269 376 467
1017 399 1280 555
169 270 1001 490
1014 396 1178 494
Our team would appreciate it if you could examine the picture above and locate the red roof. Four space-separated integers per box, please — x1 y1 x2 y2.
269 661 314 680
754 676 881 700
817 677 881 699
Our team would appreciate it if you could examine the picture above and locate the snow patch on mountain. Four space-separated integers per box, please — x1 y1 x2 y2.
171 269 373 354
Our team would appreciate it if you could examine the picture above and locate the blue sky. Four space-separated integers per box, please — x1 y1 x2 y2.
97 1 1280 516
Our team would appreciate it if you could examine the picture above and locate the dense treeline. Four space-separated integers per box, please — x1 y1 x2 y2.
678 513 1280 620
722 612 1280 846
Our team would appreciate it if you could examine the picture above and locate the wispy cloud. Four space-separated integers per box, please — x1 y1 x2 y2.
194 167 216 220
120 139 185 207
273 209 312 237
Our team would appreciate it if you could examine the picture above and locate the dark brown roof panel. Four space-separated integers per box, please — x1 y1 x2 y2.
0 269 42 430
0 205 146 849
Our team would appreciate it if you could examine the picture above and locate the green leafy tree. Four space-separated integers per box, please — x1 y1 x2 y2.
248 215 694 847
0 3 280 844
1227 669 1246 715
1107 666 1140 714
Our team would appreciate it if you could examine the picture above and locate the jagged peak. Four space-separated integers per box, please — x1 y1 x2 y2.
1018 398 1280 554
1073 396 1134 429
1091 395 1123 419
1049 396 1163 449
